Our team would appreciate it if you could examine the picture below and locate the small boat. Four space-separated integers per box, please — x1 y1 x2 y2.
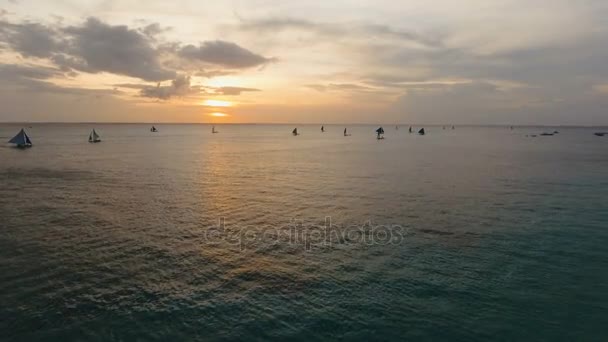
594 132 607 137
409 126 413 133
8 128 32 148
376 127 385 140
88 129 101 143
540 132 554 136
418 128 425 135
395 125 399 130
443 126 446 130
292 128 299 136
553 131 559 134
212 126 218 133
344 128 351 136
321 125 325 132
150 126 158 132
452 126 455 130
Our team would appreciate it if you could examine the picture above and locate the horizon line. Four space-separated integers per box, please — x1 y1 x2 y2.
1 122 608 127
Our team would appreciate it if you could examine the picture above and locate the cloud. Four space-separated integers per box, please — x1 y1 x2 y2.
63 17 176 81
236 17 443 49
178 40 276 68
0 20 64 57
139 75 202 99
0 63 62 80
305 83 375 92
0 63 119 96
213 86 260 95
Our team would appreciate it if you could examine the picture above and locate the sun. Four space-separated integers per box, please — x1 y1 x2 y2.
204 99 232 107
210 112 229 117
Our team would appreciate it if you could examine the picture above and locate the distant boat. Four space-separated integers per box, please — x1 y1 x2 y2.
540 132 554 136
510 126 514 130
409 126 413 133
395 125 399 130
8 128 32 148
553 131 559 134
88 129 101 143
376 127 385 140
418 128 426 135
212 126 218 133
443 126 446 130
321 125 325 132
292 128 299 136
594 132 607 137
452 126 455 130
344 128 351 136
150 126 158 132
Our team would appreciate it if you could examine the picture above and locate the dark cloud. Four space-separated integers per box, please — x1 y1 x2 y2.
1 17 276 86
213 86 260 95
0 63 62 80
139 75 202 99
237 18 443 48
63 17 176 81
0 20 64 57
178 40 276 68
0 63 119 96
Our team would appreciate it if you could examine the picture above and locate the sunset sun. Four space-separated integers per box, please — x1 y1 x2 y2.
203 99 232 107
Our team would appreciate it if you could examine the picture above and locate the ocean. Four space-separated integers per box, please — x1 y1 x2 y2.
1 124 607 341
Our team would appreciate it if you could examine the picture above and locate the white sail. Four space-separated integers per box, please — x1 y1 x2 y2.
89 129 100 142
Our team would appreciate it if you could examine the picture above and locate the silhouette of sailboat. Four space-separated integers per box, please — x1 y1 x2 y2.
418 128 426 135
292 128 299 136
150 126 158 132
212 126 218 133
376 127 385 140
344 128 351 136
88 129 101 143
409 126 413 133
321 125 325 132
8 128 32 148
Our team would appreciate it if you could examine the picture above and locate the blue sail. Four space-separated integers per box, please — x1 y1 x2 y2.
9 129 32 146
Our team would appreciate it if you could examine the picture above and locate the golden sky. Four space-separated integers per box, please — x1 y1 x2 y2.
1 0 608 124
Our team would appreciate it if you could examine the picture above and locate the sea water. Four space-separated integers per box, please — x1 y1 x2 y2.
1 124 607 341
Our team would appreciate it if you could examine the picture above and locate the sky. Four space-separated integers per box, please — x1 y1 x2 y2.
1 0 608 124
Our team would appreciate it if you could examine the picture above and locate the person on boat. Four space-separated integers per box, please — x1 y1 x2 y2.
376 127 384 139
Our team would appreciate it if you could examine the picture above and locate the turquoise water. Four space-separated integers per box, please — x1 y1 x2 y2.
1 124 607 341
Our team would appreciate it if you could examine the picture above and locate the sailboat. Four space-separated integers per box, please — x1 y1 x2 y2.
292 128 299 136
321 125 325 132
8 128 32 148
395 125 399 130
212 126 218 133
418 128 426 135
376 127 385 140
452 126 455 130
150 126 158 132
344 128 351 136
88 129 101 143
409 126 413 133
